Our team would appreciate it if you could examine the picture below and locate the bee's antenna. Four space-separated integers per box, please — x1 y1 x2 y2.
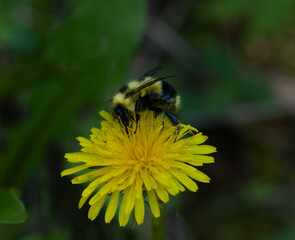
127 75 176 97
101 98 113 104
156 75 176 81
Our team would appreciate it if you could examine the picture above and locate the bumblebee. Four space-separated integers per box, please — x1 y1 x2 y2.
110 67 181 129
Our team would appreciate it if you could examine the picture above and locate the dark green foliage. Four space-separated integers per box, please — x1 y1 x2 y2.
1 0 295 239
198 0 295 37
0 0 146 187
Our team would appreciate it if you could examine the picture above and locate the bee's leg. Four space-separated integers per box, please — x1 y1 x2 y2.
134 99 141 125
113 105 131 134
134 98 147 133
146 106 165 130
165 111 179 126
165 111 180 142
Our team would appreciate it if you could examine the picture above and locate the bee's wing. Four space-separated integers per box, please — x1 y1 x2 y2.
127 75 175 97
139 66 162 81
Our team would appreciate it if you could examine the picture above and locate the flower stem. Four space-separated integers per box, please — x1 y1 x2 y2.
152 204 167 240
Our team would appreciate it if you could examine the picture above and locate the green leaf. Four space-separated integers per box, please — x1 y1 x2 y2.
0 188 27 224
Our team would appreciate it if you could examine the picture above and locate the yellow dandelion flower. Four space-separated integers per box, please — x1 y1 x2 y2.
61 110 216 226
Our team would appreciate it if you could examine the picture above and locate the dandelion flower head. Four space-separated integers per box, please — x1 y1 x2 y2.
61 110 216 226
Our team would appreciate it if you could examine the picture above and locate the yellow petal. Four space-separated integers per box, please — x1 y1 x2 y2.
172 162 210 183
165 176 180 196
78 195 90 209
76 136 95 150
178 124 192 138
119 191 131 227
189 145 217 154
107 140 124 152
89 177 120 206
88 194 107 221
90 127 103 139
61 164 88 177
140 168 152 191
135 196 145 225
124 186 136 215
173 177 185 192
65 152 110 165
170 169 198 192
188 133 208 145
187 124 199 133
155 185 169 203
85 168 126 193
185 168 210 183
149 175 158 190
178 155 215 166
89 191 106 206
82 178 102 197
153 171 171 188
71 167 111 184
135 175 143 199
193 155 215 163
105 191 120 223
95 185 113 200
147 190 160 218
99 110 112 121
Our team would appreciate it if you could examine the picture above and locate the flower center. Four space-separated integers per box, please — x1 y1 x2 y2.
139 156 152 168
126 138 158 170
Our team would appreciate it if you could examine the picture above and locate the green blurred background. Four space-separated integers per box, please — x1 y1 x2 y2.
1 0 295 239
